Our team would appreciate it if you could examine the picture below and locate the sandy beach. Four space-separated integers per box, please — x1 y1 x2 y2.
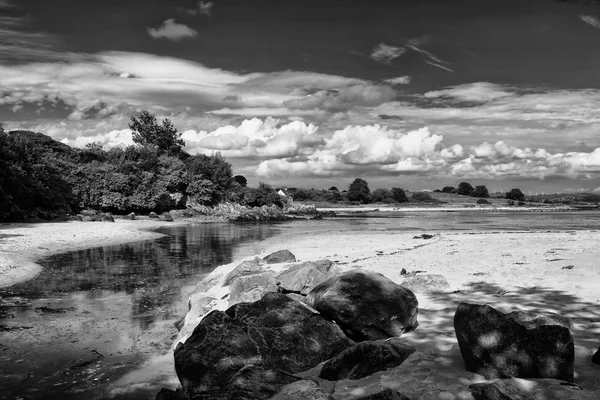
2 216 600 398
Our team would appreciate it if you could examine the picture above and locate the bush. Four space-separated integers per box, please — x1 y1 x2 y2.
442 186 455 193
476 198 491 205
471 185 490 198
457 182 475 196
506 188 525 201
370 188 393 203
391 187 409 203
412 192 435 202
245 183 283 207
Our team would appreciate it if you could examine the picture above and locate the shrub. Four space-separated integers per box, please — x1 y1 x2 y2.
412 192 435 202
391 187 409 203
370 188 393 203
457 182 475 196
471 185 490 198
476 198 491 205
442 186 455 193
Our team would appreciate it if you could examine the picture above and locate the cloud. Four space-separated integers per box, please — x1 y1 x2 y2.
424 60 454 72
283 84 396 112
424 82 512 103
370 43 406 65
147 19 198 41
384 76 412 85
198 1 214 16
580 14 600 28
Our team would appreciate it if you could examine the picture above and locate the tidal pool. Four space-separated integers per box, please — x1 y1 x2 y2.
0 222 279 400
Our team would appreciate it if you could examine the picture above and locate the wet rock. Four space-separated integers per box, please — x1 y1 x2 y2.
307 271 419 341
319 338 416 381
219 365 300 399
276 260 336 295
229 272 278 306
413 234 434 239
65 350 104 370
163 212 174 222
263 250 296 264
127 212 136 220
399 274 450 293
223 259 266 286
469 378 596 400
454 303 574 381
174 292 353 399
593 346 600 365
155 388 186 400
354 388 411 400
269 380 333 400
101 213 114 222
149 212 159 219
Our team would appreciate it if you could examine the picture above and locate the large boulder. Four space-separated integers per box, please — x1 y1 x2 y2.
307 271 419 341
354 388 411 400
470 378 598 400
263 250 296 264
229 272 277 306
593 346 600 365
319 338 416 381
269 380 333 400
174 292 353 399
399 274 450 293
149 211 159 219
163 212 174 222
276 260 337 294
454 303 574 381
223 259 266 287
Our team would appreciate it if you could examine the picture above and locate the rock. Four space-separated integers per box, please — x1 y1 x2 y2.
469 378 597 400
454 303 574 381
319 338 416 381
354 388 411 400
101 213 115 222
220 365 300 399
269 380 333 400
400 274 450 293
127 212 136 220
223 259 266 286
149 212 159 219
276 260 336 294
90 214 102 221
155 388 185 400
229 272 278 306
263 250 296 264
174 292 353 399
163 212 174 222
307 271 419 341
593 347 600 365
81 215 93 222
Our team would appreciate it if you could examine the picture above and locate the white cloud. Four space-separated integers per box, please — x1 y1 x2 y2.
370 43 406 65
147 19 198 41
283 84 396 111
581 14 600 28
198 1 214 16
384 76 412 85
425 82 512 103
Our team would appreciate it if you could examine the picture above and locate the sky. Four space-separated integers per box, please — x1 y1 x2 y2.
3 0 600 192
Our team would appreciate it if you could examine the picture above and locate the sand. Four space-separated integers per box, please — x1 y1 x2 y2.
2 217 599 398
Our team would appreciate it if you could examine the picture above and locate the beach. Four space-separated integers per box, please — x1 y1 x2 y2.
1 215 600 398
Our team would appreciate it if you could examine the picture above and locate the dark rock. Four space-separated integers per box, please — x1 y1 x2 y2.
163 212 174 222
155 388 185 400
81 215 93 222
470 378 594 400
354 388 411 400
400 274 450 293
454 303 574 381
400 268 407 275
263 250 296 264
413 234 434 239
307 271 419 341
223 259 266 286
593 346 600 365
229 272 278 306
219 365 300 400
127 212 136 220
269 380 333 400
276 260 336 294
319 338 416 381
101 213 115 222
90 214 102 221
149 212 159 219
174 292 353 399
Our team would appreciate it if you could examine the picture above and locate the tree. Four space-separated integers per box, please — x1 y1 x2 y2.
233 175 247 186
442 186 455 193
471 185 490 198
506 188 525 201
329 186 339 192
391 187 409 203
457 182 475 196
129 110 185 156
347 178 370 203
370 188 393 203
245 183 283 207
186 153 233 204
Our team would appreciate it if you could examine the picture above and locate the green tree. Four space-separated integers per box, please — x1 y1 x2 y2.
391 187 409 203
506 188 525 201
129 110 185 156
347 178 371 203
471 185 490 198
457 182 475 196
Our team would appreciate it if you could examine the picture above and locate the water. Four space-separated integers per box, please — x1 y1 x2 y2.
0 222 280 400
0 211 598 399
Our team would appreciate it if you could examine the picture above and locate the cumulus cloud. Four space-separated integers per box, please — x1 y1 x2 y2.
60 129 134 149
370 43 406 65
148 19 198 41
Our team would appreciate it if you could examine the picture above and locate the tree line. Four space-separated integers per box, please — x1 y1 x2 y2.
0 111 281 222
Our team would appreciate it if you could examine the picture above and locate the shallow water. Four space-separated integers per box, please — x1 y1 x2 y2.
0 222 280 400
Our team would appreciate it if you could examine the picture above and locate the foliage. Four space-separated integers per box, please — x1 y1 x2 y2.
233 175 247 186
347 178 371 203
476 198 491 205
506 188 525 201
370 188 395 203
457 182 475 196
186 152 233 205
411 192 435 202
442 186 456 193
391 187 409 203
129 110 185 156
245 183 283 207
471 185 490 198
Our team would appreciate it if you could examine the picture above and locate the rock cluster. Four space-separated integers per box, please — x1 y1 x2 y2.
157 249 589 400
